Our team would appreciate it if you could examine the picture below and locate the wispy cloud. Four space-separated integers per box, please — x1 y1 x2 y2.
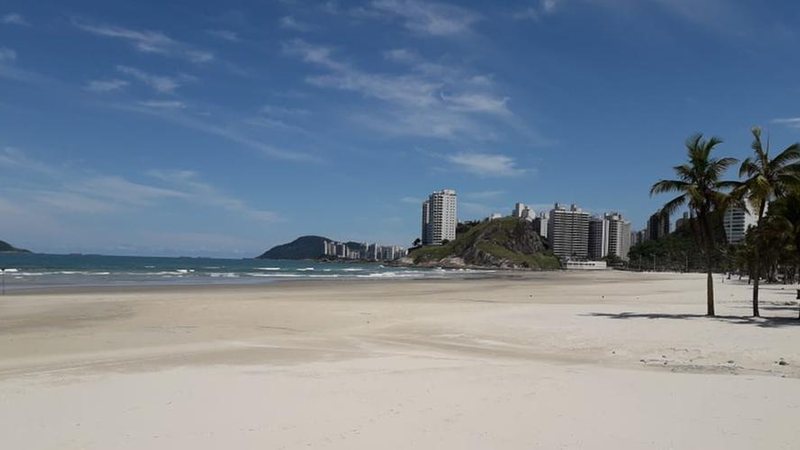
0 47 16 63
773 117 800 128
1 147 281 222
283 39 514 140
147 170 281 222
280 15 314 32
137 100 186 109
1 13 28 26
116 65 190 93
370 0 480 36
85 78 129 93
0 147 60 175
112 101 319 162
206 29 240 42
446 152 524 177
72 18 214 63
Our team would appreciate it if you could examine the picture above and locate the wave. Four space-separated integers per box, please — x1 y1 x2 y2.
296 267 315 272
256 267 281 271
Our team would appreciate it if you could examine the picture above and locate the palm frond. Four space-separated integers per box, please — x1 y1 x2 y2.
660 195 687 217
650 179 690 196
769 143 800 169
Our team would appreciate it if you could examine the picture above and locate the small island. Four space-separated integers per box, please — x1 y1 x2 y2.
0 239 31 253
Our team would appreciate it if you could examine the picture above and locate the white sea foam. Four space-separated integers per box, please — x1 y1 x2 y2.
256 267 281 271
296 268 315 272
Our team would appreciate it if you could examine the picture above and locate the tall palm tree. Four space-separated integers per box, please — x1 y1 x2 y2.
651 134 738 316
736 127 800 317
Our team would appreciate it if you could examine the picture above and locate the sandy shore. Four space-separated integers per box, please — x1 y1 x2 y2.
1 271 798 449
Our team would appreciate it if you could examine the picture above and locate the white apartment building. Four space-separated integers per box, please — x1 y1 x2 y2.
723 201 760 244
548 203 590 259
605 212 632 261
421 189 457 245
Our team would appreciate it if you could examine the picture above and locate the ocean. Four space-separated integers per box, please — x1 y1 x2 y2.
0 253 488 291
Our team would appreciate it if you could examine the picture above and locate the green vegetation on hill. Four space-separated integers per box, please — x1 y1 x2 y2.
0 240 30 253
410 217 559 270
258 235 330 259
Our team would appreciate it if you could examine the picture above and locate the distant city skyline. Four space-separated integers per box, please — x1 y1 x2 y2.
2 1 800 257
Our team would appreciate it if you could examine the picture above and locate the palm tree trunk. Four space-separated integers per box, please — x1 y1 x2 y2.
752 204 766 318
707 264 715 316
752 259 760 316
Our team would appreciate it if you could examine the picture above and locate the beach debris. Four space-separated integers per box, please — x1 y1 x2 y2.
777 358 788 366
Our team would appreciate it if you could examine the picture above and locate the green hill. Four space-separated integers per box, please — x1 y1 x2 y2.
409 217 559 270
0 239 30 253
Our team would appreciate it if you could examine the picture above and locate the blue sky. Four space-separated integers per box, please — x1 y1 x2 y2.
2 0 800 257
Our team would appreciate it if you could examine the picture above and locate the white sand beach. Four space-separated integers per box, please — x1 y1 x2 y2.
1 271 798 449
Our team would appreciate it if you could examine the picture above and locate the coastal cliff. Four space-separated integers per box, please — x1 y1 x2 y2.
407 217 559 270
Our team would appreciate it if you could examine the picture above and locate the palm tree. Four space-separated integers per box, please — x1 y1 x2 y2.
736 127 800 317
651 134 738 316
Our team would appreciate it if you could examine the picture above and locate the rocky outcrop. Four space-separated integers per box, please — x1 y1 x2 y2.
408 217 559 270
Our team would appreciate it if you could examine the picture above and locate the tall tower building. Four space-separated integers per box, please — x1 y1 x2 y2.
588 216 610 260
548 203 590 259
605 212 632 261
647 211 670 241
421 189 457 246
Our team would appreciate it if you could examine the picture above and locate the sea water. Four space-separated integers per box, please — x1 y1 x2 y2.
0 253 489 291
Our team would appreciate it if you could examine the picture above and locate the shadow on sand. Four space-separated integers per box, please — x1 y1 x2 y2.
586 311 800 328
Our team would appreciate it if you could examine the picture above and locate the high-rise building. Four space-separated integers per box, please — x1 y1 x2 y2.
548 203 590 259
512 202 534 221
421 189 457 246
723 201 760 244
533 211 549 239
675 212 691 231
605 212 632 261
647 211 670 241
588 216 610 260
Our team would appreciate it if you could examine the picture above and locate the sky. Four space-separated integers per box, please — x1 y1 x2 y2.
2 0 800 257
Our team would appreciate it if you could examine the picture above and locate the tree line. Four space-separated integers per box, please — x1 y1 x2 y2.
650 128 800 318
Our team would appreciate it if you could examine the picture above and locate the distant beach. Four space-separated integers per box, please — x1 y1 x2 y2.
1 271 798 449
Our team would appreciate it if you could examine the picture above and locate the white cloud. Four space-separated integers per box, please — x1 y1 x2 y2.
0 47 16 63
72 19 214 63
1 13 28 26
137 100 186 109
440 92 510 115
370 0 480 36
284 39 514 140
542 0 563 14
773 118 800 128
261 104 310 116
85 78 129 93
280 16 313 32
446 152 524 177
117 65 188 93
